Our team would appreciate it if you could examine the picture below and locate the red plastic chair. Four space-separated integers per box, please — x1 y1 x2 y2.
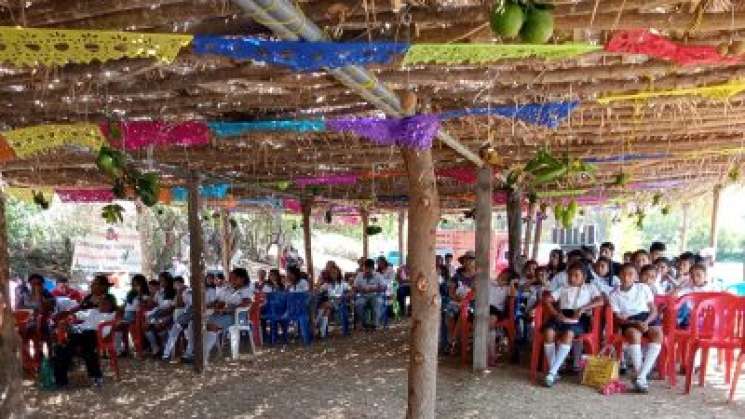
603 295 673 384
458 291 516 365
13 310 36 373
97 315 121 380
729 326 745 401
667 292 730 386
250 292 266 346
129 307 146 356
529 300 603 383
683 295 744 395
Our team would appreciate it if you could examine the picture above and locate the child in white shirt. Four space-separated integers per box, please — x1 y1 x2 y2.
542 262 603 387
609 264 663 393
590 257 620 296
488 271 515 365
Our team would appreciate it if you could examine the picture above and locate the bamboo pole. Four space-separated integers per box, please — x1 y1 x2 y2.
506 188 523 271
0 192 24 418
301 198 314 283
187 172 206 373
532 210 544 261
523 201 536 258
398 209 406 266
361 208 370 260
710 185 722 252
473 165 492 371
219 209 232 277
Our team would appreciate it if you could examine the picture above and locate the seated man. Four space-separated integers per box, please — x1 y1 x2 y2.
354 259 384 329
53 294 117 387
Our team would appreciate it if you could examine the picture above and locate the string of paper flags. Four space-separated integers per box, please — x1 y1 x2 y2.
0 26 738 70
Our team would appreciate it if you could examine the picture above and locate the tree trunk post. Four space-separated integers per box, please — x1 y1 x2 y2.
523 200 536 258
473 165 492 371
219 209 232 277
136 202 155 278
709 184 721 253
681 202 690 252
398 209 406 266
402 147 441 419
361 208 370 260
301 198 314 284
506 188 523 271
0 192 25 419
187 173 206 373
532 209 543 261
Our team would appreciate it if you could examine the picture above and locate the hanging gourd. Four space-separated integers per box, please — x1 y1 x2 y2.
32 190 49 210
520 3 554 44
96 146 125 179
490 0 525 39
366 225 383 236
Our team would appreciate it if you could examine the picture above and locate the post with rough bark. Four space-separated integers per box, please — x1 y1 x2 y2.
187 173 206 373
136 202 155 278
709 185 721 253
0 193 25 418
219 209 232 277
398 209 406 266
403 147 440 419
301 198 314 284
506 188 523 271
532 209 543 261
681 202 690 252
361 208 370 260
523 200 536 258
473 165 492 371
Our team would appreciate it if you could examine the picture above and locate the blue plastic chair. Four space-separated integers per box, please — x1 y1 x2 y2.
284 292 312 345
727 282 745 296
265 292 288 345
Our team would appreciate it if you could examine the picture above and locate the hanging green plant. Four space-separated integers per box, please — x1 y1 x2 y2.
101 204 125 224
612 171 630 186
366 225 383 236
561 199 578 229
490 0 525 39
32 190 49 210
635 207 646 229
661 205 671 216
652 192 663 206
553 203 564 223
135 172 160 207
728 165 741 183
95 146 125 179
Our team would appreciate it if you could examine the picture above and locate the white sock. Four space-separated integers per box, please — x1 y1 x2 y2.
548 344 572 376
571 340 583 369
204 331 218 363
629 344 643 376
544 343 556 368
638 343 662 383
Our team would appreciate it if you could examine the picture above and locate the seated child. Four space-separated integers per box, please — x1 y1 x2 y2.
53 294 117 387
542 262 603 387
675 263 714 328
639 264 665 295
488 270 515 365
609 264 663 393
589 256 620 296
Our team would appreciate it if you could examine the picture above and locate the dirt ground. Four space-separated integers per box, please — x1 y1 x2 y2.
24 323 744 419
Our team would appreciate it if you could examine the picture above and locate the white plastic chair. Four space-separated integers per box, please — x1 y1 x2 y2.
228 307 256 360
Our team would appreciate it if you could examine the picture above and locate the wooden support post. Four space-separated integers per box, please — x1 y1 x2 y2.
506 188 523 271
361 208 370 260
681 202 690 252
473 165 492 371
398 209 406 266
187 173 206 373
301 198 314 283
136 201 155 279
0 193 24 418
402 147 440 419
532 209 543 261
710 185 721 252
219 209 232 277
523 201 536 258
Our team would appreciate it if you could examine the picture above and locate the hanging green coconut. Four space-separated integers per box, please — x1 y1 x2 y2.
553 203 564 222
490 0 525 39
95 146 125 179
520 4 554 44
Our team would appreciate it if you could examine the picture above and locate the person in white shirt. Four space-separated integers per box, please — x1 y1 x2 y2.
376 257 397 324
542 262 603 387
53 294 117 387
353 259 384 329
639 264 667 296
590 257 620 297
176 274 219 362
286 266 310 292
317 262 350 338
144 272 177 356
204 268 253 360
488 271 515 365
609 264 663 393
675 263 716 328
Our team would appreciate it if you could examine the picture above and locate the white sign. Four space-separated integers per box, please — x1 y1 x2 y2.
71 226 142 273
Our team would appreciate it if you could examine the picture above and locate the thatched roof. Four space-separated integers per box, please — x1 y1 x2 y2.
1 0 744 210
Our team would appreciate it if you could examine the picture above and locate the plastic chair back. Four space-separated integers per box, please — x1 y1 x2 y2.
726 283 745 296
286 292 310 319
267 292 288 320
689 294 741 342
13 309 32 328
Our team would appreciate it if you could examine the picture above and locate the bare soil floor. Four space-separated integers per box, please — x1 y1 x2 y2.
25 323 744 418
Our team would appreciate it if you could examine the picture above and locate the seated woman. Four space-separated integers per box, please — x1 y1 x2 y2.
609 264 663 393
144 272 177 356
204 268 253 361
267 269 283 292
542 262 603 387
353 259 384 330
317 262 349 338
53 293 117 387
286 266 309 293
117 274 150 355
17 273 56 357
